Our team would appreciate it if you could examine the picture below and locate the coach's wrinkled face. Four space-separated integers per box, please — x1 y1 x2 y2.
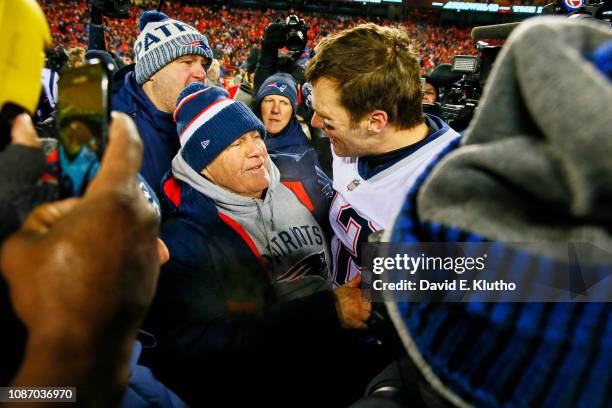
202 130 270 199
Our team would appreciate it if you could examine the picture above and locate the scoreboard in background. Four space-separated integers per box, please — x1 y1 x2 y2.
431 1 544 14
345 0 545 13
346 0 403 3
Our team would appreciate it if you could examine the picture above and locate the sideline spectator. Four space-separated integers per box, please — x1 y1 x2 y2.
205 58 221 87
110 10 213 194
422 77 438 104
254 73 313 155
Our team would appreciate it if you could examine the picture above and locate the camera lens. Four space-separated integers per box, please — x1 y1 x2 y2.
285 15 306 53
286 30 304 52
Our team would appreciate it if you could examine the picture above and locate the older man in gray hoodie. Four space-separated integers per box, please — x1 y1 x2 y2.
144 83 379 407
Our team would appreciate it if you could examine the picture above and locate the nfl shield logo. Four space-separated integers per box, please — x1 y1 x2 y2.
347 179 361 191
201 140 210 149
266 82 288 93
564 0 582 9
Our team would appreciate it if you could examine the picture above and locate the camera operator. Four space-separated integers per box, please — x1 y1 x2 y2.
422 59 483 132
254 15 308 93
422 77 438 105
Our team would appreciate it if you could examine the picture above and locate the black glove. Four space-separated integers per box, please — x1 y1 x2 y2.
90 0 131 20
263 22 287 50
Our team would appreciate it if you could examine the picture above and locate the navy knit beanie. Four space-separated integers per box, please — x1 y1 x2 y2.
174 83 266 172
255 73 298 115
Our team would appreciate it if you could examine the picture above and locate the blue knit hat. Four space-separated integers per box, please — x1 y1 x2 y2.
174 83 266 172
254 73 298 115
134 11 213 85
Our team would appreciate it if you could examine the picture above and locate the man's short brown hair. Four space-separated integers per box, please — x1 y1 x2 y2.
306 23 424 129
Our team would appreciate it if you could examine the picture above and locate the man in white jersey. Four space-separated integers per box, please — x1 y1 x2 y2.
305 23 460 286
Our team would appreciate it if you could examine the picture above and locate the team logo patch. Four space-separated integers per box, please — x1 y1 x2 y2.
277 251 328 282
347 179 361 191
201 139 210 149
137 175 161 217
182 39 211 52
265 81 288 93
564 0 582 9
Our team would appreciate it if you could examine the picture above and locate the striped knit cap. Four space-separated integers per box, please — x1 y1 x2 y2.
174 83 266 172
134 11 213 85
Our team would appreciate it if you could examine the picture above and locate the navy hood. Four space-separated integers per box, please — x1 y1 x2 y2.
111 66 180 193
112 66 176 137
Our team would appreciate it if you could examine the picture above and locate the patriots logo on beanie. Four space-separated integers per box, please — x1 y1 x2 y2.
174 83 266 172
255 73 299 115
182 39 209 51
265 82 288 93
133 11 213 85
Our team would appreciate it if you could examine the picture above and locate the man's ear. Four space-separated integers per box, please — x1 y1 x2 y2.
367 110 388 135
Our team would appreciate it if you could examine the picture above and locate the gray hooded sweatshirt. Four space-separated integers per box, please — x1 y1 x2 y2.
172 153 332 301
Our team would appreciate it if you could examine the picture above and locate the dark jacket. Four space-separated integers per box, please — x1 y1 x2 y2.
0 144 54 386
0 144 183 408
142 151 358 406
120 341 188 408
0 145 56 241
112 66 179 195
264 117 312 156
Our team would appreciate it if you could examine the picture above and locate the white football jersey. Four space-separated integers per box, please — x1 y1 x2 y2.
40 68 58 109
329 117 459 285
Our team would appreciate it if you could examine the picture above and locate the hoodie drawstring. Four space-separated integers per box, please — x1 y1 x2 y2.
268 188 277 232
254 199 273 254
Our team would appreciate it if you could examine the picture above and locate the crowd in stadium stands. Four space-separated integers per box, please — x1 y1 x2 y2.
39 0 484 75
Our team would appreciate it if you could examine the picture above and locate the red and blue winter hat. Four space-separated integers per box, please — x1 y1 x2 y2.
174 83 266 172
